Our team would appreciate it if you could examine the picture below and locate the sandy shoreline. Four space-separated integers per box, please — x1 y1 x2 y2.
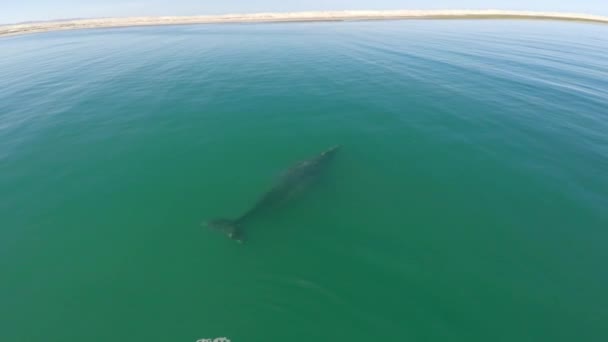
2 10 608 37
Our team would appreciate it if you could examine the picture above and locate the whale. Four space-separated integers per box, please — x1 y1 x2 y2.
205 145 340 242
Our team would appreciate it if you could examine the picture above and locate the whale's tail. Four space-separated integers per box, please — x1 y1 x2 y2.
205 218 244 243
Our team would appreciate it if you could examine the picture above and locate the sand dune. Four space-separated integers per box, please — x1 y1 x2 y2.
2 10 608 37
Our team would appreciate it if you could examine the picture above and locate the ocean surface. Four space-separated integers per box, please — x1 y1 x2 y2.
1 20 607 342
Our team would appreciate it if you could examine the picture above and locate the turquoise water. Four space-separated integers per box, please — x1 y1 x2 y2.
1 20 607 341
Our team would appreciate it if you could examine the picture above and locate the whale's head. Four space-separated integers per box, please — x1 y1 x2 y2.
320 145 341 160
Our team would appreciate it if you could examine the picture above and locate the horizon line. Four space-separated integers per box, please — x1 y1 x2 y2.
2 9 608 37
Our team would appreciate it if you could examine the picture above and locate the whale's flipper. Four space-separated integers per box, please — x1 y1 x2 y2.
206 219 244 243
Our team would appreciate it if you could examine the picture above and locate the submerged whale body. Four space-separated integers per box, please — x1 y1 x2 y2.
205 145 340 242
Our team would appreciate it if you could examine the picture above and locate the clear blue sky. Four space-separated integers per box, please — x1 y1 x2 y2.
3 0 608 24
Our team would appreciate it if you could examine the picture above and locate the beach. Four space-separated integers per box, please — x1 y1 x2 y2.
2 10 608 37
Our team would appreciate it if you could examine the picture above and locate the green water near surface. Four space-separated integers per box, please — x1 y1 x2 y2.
1 20 607 341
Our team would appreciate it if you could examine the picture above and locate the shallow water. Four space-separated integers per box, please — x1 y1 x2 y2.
1 20 607 342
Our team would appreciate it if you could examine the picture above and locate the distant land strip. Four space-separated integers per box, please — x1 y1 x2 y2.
2 10 608 37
